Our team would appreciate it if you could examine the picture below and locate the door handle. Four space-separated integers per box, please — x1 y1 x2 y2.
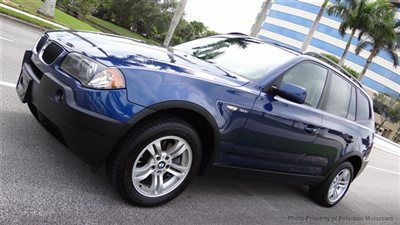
343 134 354 143
304 125 318 134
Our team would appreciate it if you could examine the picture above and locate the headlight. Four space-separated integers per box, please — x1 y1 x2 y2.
60 53 125 89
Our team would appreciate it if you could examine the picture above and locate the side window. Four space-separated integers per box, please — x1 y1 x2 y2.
281 63 328 108
346 87 356 121
325 73 352 118
356 90 371 121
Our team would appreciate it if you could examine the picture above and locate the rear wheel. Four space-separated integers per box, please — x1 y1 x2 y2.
309 162 353 207
107 115 202 207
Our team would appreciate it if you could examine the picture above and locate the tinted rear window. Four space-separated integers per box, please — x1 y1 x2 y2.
325 73 352 118
356 90 371 121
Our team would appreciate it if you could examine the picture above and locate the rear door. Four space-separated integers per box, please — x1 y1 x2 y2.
229 62 329 174
304 72 359 176
355 89 374 159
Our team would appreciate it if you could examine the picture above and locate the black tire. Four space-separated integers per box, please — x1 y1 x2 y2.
309 162 354 207
107 115 202 207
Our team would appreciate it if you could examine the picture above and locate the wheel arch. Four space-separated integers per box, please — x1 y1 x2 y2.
326 153 363 180
346 155 363 178
116 100 221 174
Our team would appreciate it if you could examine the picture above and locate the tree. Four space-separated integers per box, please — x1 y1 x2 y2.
92 0 214 44
355 0 399 80
92 0 113 20
106 0 176 36
58 0 100 18
135 0 162 36
319 53 360 79
327 0 375 66
107 0 142 30
373 92 400 132
171 21 208 45
394 127 400 143
300 0 329 52
38 0 57 18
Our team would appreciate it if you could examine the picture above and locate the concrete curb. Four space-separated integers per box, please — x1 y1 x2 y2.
0 3 68 29
376 135 400 148
374 145 400 157
375 135 400 157
1 13 47 31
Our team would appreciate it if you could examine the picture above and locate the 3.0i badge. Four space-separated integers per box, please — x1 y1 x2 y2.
227 104 249 113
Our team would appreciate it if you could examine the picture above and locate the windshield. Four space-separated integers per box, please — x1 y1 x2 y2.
174 36 297 80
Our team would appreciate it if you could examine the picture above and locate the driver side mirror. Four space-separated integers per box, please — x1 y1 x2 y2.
271 82 307 104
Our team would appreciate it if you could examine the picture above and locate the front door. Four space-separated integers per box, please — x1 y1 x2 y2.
230 62 329 174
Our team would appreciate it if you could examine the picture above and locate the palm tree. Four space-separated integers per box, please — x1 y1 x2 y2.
327 0 375 66
300 0 329 52
37 0 57 18
355 0 399 80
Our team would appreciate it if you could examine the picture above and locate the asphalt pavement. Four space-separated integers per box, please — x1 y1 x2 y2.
1 15 399 225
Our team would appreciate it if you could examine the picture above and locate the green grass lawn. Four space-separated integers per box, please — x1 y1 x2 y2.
2 0 158 44
3 0 98 31
0 6 58 29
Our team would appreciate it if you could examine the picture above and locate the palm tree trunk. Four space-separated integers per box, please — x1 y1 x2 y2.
163 0 188 47
300 0 329 52
359 47 377 80
338 29 356 67
37 0 57 18
250 0 273 37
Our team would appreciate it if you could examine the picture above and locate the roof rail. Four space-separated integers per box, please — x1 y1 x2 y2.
304 52 363 88
267 41 301 53
227 32 248 36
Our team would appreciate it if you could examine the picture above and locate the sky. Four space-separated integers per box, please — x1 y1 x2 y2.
184 0 265 34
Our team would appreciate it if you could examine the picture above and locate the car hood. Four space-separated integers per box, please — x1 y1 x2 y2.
47 31 250 87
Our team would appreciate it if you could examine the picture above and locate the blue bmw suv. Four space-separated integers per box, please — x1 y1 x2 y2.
17 31 374 207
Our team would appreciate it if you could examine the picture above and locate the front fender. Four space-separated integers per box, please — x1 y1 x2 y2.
121 67 258 131
121 68 259 164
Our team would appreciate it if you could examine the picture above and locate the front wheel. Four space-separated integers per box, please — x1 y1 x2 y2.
107 115 202 207
309 162 354 207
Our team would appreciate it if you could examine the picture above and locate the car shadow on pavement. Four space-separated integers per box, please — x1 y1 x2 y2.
1 109 311 207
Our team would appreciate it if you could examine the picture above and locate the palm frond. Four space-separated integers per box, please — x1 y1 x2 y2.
358 30 366 41
327 1 350 19
395 21 400 46
338 22 349 37
382 47 399 67
395 21 400 29
355 40 373 55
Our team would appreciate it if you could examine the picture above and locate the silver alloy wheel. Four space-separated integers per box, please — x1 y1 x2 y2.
327 168 351 203
132 136 192 198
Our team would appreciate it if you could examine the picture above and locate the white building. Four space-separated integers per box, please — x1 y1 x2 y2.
254 0 400 97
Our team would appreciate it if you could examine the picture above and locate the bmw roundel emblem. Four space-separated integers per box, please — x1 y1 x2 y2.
158 161 166 169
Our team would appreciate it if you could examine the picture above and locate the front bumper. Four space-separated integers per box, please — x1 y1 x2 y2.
17 50 147 166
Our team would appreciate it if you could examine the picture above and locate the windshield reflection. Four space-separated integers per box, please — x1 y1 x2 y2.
191 38 256 61
175 36 296 80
